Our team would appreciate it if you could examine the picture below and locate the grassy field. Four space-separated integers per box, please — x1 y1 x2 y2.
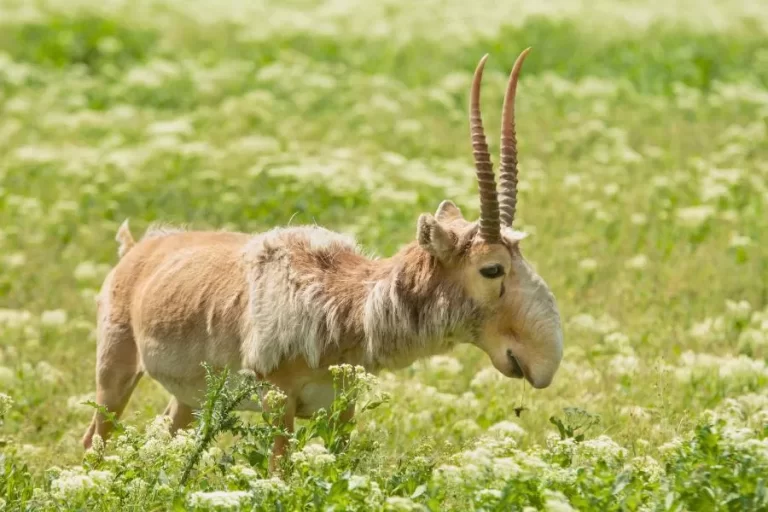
1 0 768 509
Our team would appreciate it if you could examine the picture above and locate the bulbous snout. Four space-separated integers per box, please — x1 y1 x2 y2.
478 254 564 389
485 322 563 389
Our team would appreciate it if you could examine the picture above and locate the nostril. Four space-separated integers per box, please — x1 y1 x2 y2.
506 349 514 359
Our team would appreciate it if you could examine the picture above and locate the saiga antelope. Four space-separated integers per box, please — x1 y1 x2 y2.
82 49 564 470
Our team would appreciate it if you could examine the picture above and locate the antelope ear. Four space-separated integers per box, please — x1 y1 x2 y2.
502 226 530 243
417 214 456 261
435 200 464 223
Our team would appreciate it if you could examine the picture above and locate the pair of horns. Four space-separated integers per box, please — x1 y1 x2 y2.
470 48 530 244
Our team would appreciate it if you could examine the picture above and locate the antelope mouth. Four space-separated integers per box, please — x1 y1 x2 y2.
505 349 525 379
505 349 555 389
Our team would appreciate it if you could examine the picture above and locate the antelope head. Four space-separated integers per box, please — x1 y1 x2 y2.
417 49 563 388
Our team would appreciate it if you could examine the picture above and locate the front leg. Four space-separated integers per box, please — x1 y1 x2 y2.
331 402 356 451
339 402 355 424
263 394 296 475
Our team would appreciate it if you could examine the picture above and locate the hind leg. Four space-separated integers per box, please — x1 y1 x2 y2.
163 397 196 433
82 324 143 449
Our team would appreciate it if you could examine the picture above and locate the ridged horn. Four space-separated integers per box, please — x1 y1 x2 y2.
499 47 531 227
470 54 501 244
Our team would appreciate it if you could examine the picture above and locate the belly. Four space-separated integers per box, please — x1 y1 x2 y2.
137 332 249 407
295 380 337 419
145 364 265 412
138 340 336 418
150 373 334 418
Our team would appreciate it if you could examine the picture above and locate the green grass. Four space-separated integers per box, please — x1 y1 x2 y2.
1 0 768 509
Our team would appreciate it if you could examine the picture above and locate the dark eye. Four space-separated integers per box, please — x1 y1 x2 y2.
479 264 505 279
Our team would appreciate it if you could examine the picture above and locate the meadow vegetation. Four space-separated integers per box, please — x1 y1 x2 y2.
1 0 767 509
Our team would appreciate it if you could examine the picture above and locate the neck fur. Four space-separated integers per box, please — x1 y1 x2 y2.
356 243 480 370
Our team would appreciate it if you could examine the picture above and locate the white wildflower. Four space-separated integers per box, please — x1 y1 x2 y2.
424 355 463 375
433 464 463 486
627 455 663 482
548 435 576 458
493 457 523 480
148 119 193 137
603 183 620 197
17 444 43 457
385 496 426 511
729 233 752 248
138 438 166 462
624 254 648 270
725 299 752 322
452 418 481 436
90 435 105 454
88 470 114 488
470 367 504 389
40 309 68 327
250 477 288 495
488 420 526 438
145 415 173 441
199 446 223 472
0 309 33 329
620 406 651 421
675 205 715 228
4 252 26 268
291 442 336 468
675 351 767 382
544 490 575 512
738 329 767 351
690 317 724 340
0 393 12 419
188 491 250 509
0 367 14 385
456 446 493 468
263 388 287 410
574 435 626 464
563 174 583 189
36 361 63 383
477 434 520 458
721 426 754 444
125 478 149 497
228 463 259 483
583 200 601 213
395 119 423 135
569 313 597 331
578 258 598 271
608 354 640 376
569 313 619 334
50 468 97 499
475 488 503 501
347 474 370 490
230 135 280 154
700 182 730 202
603 331 632 354
658 437 683 458
67 393 96 413
168 428 196 454
73 261 100 281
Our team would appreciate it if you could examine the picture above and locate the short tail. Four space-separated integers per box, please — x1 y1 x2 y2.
116 219 136 258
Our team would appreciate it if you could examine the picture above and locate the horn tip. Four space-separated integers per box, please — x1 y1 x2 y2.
476 53 490 70
517 47 532 66
473 54 490 86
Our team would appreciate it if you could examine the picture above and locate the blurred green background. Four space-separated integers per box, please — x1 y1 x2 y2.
0 0 767 508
